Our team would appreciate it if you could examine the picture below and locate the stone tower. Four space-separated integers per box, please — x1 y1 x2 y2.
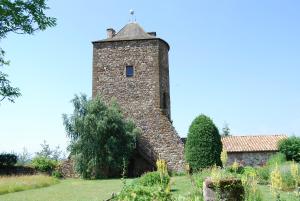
92 22 184 174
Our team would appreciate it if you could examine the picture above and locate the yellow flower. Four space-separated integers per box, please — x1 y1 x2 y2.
221 149 228 167
270 163 283 193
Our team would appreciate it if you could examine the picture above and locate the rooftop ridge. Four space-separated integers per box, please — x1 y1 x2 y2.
222 134 287 138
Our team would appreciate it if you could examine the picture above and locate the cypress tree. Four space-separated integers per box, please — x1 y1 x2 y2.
185 114 222 171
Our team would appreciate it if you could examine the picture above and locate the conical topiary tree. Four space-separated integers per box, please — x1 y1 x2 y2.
185 114 222 171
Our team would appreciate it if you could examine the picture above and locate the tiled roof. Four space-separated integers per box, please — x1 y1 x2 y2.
222 135 287 152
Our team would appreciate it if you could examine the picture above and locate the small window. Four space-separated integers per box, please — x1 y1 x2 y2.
126 66 134 77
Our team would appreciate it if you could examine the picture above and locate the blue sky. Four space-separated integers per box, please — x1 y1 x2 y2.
1 0 300 154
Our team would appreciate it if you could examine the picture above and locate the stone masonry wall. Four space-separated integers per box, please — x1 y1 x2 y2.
227 151 276 166
92 39 184 172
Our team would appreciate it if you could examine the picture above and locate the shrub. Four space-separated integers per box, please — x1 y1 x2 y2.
267 152 286 167
256 166 270 184
31 156 58 173
0 153 17 167
137 171 170 189
112 185 173 201
226 162 244 175
185 114 222 171
52 170 63 179
279 136 300 162
63 94 138 179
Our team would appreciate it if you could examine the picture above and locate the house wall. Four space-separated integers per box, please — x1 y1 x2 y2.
227 151 277 166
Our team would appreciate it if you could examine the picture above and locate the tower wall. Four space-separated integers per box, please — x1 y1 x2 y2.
92 39 184 172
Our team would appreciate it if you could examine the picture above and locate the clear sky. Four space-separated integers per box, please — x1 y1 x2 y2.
1 0 300 154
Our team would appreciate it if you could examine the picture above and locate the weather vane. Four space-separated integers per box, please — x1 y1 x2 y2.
129 9 136 22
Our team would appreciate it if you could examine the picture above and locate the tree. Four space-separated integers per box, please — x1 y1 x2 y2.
35 140 64 160
17 147 32 165
278 136 300 162
222 122 230 136
0 0 56 103
63 94 139 179
184 114 222 171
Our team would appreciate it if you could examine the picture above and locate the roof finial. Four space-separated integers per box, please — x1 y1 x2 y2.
129 9 136 23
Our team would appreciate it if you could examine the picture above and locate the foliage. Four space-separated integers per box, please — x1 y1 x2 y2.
256 167 270 184
279 136 300 162
184 114 222 171
17 147 32 165
52 170 63 179
1 176 300 201
270 164 283 194
0 0 56 103
267 153 286 167
31 156 58 172
112 184 173 201
240 167 263 201
220 149 228 167
0 153 17 167
222 122 230 136
193 169 212 189
0 175 59 195
35 140 64 161
0 71 21 103
137 171 170 190
290 161 299 188
63 94 138 179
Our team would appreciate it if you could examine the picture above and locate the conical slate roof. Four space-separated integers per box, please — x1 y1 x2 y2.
112 22 155 40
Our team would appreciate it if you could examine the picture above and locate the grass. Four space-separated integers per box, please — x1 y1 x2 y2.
0 175 59 195
258 185 299 201
0 178 127 201
0 176 299 200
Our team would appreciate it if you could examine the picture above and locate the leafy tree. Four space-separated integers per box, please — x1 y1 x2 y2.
278 136 300 162
222 122 230 136
63 94 139 179
0 0 56 103
17 147 32 165
185 114 222 171
35 140 64 160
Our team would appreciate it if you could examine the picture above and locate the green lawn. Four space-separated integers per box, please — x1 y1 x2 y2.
0 178 126 201
0 176 298 201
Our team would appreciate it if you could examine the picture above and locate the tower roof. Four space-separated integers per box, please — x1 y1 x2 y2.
93 22 170 50
111 22 155 40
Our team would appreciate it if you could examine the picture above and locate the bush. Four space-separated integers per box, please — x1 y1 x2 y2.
112 185 173 201
0 153 17 167
52 170 63 179
279 136 300 162
31 156 58 173
267 152 286 167
256 166 270 184
185 114 222 171
137 171 170 189
63 94 138 179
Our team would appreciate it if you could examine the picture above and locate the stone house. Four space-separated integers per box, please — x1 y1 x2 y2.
92 22 184 176
222 135 287 166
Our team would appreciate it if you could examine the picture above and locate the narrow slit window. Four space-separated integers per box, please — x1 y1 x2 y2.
126 66 134 77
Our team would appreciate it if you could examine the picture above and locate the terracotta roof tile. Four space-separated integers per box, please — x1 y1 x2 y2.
222 135 287 152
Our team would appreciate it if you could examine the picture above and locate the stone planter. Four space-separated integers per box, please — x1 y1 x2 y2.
203 178 244 201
